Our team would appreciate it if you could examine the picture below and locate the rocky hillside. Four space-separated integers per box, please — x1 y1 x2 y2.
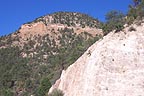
49 21 144 96
0 12 102 96
33 12 100 27
0 12 102 48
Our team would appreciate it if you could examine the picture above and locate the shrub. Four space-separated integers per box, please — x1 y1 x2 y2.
1 89 14 96
36 77 52 96
115 23 124 33
102 23 113 36
126 16 135 25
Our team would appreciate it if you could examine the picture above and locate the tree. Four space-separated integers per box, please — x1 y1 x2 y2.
102 10 125 35
127 0 144 22
105 10 125 22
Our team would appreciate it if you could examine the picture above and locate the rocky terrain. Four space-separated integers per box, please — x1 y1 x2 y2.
0 12 103 96
0 12 102 48
49 21 144 96
1 1 144 95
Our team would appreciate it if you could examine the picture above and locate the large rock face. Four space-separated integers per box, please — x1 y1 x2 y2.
49 23 144 96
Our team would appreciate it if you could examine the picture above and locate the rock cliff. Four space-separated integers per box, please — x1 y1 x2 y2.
49 23 144 96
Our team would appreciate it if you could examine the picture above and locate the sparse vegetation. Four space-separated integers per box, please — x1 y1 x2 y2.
32 12 101 28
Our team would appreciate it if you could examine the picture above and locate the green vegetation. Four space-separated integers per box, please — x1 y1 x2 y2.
102 10 125 35
101 0 144 35
33 12 101 28
0 47 31 96
0 26 102 95
0 88 14 96
127 0 144 24
36 77 52 96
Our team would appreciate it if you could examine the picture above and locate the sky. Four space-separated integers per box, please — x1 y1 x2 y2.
0 0 132 36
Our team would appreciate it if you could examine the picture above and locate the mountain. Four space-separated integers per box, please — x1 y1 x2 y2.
0 12 102 48
49 22 144 96
0 12 103 96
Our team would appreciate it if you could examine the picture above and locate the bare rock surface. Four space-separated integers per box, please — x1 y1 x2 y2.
49 23 144 96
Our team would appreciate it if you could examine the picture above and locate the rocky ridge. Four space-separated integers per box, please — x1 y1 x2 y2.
0 12 102 48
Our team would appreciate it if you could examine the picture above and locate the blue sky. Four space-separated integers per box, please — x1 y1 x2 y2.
0 0 132 36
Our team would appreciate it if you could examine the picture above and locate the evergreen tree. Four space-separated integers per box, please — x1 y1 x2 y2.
102 10 125 35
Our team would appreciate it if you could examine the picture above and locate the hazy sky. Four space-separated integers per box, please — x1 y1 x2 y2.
0 0 132 36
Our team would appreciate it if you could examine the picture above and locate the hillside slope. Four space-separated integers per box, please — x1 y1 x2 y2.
0 12 102 96
49 22 144 96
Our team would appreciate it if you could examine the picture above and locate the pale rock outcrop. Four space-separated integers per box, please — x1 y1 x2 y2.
49 23 144 96
19 22 102 38
16 22 102 45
